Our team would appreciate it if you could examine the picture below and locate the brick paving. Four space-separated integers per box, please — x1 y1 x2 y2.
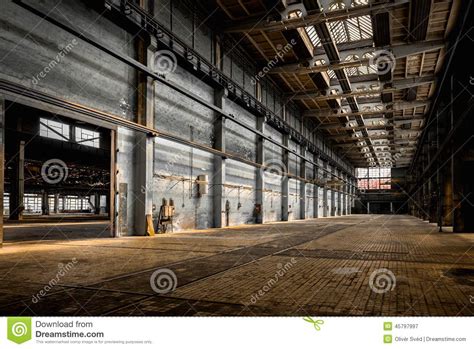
0 215 473 316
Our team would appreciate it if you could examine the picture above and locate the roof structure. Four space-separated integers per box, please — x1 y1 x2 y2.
203 0 460 168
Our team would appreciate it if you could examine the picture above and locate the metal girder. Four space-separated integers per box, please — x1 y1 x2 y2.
335 134 419 146
270 40 444 75
319 122 422 132
332 129 420 140
223 0 410 33
289 76 435 100
344 149 416 155
303 100 429 118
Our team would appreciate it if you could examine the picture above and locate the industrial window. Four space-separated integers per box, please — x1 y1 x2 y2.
39 118 70 141
63 195 92 211
356 167 391 190
75 127 100 148
23 194 42 214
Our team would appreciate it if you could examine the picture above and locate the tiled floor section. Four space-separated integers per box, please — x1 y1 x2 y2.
0 215 473 316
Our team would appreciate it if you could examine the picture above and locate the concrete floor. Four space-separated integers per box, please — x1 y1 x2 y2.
0 215 473 316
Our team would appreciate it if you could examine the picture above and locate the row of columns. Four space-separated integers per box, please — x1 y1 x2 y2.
209 86 354 227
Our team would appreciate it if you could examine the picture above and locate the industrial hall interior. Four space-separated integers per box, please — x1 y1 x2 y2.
0 0 473 316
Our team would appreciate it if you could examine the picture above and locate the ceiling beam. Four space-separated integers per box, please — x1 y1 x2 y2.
334 134 419 145
304 100 429 118
223 0 410 33
332 129 420 140
269 40 444 75
288 75 435 100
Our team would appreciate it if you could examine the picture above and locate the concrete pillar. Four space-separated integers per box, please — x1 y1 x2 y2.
323 161 328 217
213 88 227 228
347 176 351 214
330 165 336 216
255 116 265 224
281 134 289 221
54 193 59 214
441 159 453 226
134 37 156 235
390 202 393 214
452 152 464 232
337 169 342 216
342 173 347 215
9 140 25 220
313 153 319 218
0 98 4 246
300 145 306 220
94 193 101 215
41 191 49 215
367 201 370 214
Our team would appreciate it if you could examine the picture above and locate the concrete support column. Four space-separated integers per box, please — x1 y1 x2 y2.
349 178 355 214
313 154 319 218
441 160 453 226
342 173 347 215
300 145 306 220
367 201 370 214
347 175 351 214
41 191 49 215
213 88 227 228
281 134 289 221
134 37 157 235
452 152 464 232
0 97 4 246
330 165 336 216
54 193 59 214
337 169 342 216
9 140 25 220
255 116 265 224
94 193 101 215
323 161 328 217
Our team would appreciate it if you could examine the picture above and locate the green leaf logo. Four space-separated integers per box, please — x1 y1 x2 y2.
303 316 324 331
7 317 32 344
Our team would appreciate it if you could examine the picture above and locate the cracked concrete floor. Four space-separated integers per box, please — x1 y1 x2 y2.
0 215 473 316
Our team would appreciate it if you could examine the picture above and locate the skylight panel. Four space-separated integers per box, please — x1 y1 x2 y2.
304 26 322 47
328 15 373 44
